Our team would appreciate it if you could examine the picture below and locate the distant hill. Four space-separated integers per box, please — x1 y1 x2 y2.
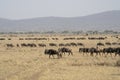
0 10 120 32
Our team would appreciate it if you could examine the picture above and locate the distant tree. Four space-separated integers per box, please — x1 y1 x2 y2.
93 31 99 34
72 30 84 34
44 31 56 34
103 30 114 34
86 30 94 34
61 31 69 34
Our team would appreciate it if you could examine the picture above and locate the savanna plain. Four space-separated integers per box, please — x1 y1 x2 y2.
0 34 120 80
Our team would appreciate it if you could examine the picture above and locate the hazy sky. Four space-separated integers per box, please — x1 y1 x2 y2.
0 0 120 19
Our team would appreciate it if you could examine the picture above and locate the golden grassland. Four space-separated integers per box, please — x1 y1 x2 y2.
0 34 120 80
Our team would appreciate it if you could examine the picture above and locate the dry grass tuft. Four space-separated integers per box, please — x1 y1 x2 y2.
116 59 120 67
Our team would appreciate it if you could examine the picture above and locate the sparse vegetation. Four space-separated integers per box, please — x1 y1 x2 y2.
0 33 120 80
116 59 120 67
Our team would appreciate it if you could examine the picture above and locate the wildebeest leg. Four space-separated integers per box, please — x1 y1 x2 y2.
110 53 112 57
52 55 54 59
90 52 93 56
82 52 84 56
49 55 51 59
103 52 106 57
105 53 108 57
95 52 98 57
101 53 104 56
71 52 73 55
98 52 101 56
68 52 70 56
57 54 59 59
119 53 120 56
114 53 117 57
59 54 62 58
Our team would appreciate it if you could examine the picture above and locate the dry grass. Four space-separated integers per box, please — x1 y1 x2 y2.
0 34 120 80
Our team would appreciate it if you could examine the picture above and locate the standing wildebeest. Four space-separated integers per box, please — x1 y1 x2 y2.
79 47 101 56
44 49 62 59
102 47 114 57
114 47 120 57
58 47 73 56
79 48 89 56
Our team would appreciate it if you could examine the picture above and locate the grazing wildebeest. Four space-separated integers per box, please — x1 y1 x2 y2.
58 47 73 56
49 43 57 47
77 43 84 46
38 43 46 47
77 37 86 40
65 43 71 47
0 38 5 40
70 42 77 47
6 44 14 47
21 43 28 47
27 43 37 47
59 43 65 47
105 42 111 46
44 49 62 59
97 42 104 46
112 42 118 45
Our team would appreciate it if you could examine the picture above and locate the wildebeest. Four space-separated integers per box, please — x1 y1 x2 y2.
105 42 111 46
114 47 120 57
49 43 57 47
38 43 46 47
6 44 14 47
89 47 100 56
59 43 65 47
0 38 5 40
77 43 84 46
44 49 62 59
102 47 114 57
97 42 104 46
79 47 101 56
79 48 90 56
58 47 73 56
70 42 77 47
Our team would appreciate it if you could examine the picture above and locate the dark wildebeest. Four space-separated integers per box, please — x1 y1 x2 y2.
79 48 89 56
38 44 46 47
49 43 57 47
58 47 73 56
89 47 100 57
105 42 111 46
77 43 84 46
102 47 114 57
6 44 14 47
97 42 104 46
70 42 77 47
114 47 120 57
44 49 62 59
59 43 65 47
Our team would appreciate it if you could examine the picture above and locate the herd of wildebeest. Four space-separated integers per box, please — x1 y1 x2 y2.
1 35 120 58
